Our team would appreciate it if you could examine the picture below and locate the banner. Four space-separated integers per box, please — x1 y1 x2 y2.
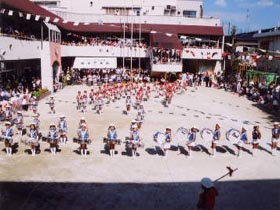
73 57 117 69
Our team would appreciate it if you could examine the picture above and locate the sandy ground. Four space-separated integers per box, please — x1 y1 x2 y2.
0 85 279 210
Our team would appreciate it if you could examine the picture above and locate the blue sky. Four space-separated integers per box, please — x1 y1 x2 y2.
203 0 280 34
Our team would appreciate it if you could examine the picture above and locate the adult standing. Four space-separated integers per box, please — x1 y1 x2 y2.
197 177 218 210
271 122 279 156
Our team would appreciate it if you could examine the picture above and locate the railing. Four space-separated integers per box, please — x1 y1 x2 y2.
50 9 220 26
182 47 223 60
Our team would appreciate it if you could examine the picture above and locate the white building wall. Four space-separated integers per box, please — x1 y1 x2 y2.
37 0 220 26
40 42 54 92
61 45 148 58
0 37 41 60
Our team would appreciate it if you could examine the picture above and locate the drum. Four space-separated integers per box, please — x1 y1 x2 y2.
153 132 166 145
73 138 91 145
42 137 58 143
226 128 241 144
103 138 121 145
200 128 214 142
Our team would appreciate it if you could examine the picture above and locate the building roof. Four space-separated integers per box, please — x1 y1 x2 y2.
253 30 280 39
150 33 183 50
1 0 224 36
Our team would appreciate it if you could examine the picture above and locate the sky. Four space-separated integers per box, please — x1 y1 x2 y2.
203 0 280 34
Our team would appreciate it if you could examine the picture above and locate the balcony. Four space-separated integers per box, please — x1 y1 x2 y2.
49 9 220 27
61 45 148 58
182 47 222 60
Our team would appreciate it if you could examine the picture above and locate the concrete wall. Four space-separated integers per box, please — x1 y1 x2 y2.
0 37 41 60
61 45 148 58
182 47 222 60
51 10 220 26
151 63 182 72
40 42 54 92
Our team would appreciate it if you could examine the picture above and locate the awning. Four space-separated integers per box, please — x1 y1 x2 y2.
2 0 224 36
73 57 117 69
150 33 183 50
44 22 61 33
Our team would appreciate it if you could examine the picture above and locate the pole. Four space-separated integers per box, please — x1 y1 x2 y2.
222 35 225 71
214 167 238 183
130 18 133 82
138 1 142 70
123 8 125 70
41 23 43 50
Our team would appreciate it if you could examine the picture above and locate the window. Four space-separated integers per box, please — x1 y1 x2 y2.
183 10 197 18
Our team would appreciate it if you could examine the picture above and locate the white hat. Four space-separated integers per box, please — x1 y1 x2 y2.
49 123 56 127
33 113 39 117
5 121 11 125
131 120 137 123
109 123 115 127
273 122 279 126
132 124 138 129
30 122 36 126
80 117 85 120
59 115 65 118
192 126 199 131
201 177 214 189
17 111 22 114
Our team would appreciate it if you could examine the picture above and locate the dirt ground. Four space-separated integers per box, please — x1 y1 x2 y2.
0 85 279 210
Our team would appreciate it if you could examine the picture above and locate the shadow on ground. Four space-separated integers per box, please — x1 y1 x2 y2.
0 180 279 210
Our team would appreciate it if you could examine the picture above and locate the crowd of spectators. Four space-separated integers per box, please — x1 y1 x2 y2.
152 48 181 64
61 36 148 49
1 25 38 41
60 67 151 85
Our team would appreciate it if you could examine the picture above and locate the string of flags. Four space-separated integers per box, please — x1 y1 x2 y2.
185 50 219 60
0 8 77 25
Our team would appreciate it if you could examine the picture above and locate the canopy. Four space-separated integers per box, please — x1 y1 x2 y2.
73 57 117 69
2 0 224 36
44 22 61 33
150 33 183 50
246 69 279 84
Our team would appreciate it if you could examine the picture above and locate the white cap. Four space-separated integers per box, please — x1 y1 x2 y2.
49 123 56 127
59 115 65 118
131 120 137 123
201 177 214 189
17 111 22 114
5 121 11 125
80 117 85 121
273 122 279 126
109 123 115 127
33 113 39 117
192 126 199 131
